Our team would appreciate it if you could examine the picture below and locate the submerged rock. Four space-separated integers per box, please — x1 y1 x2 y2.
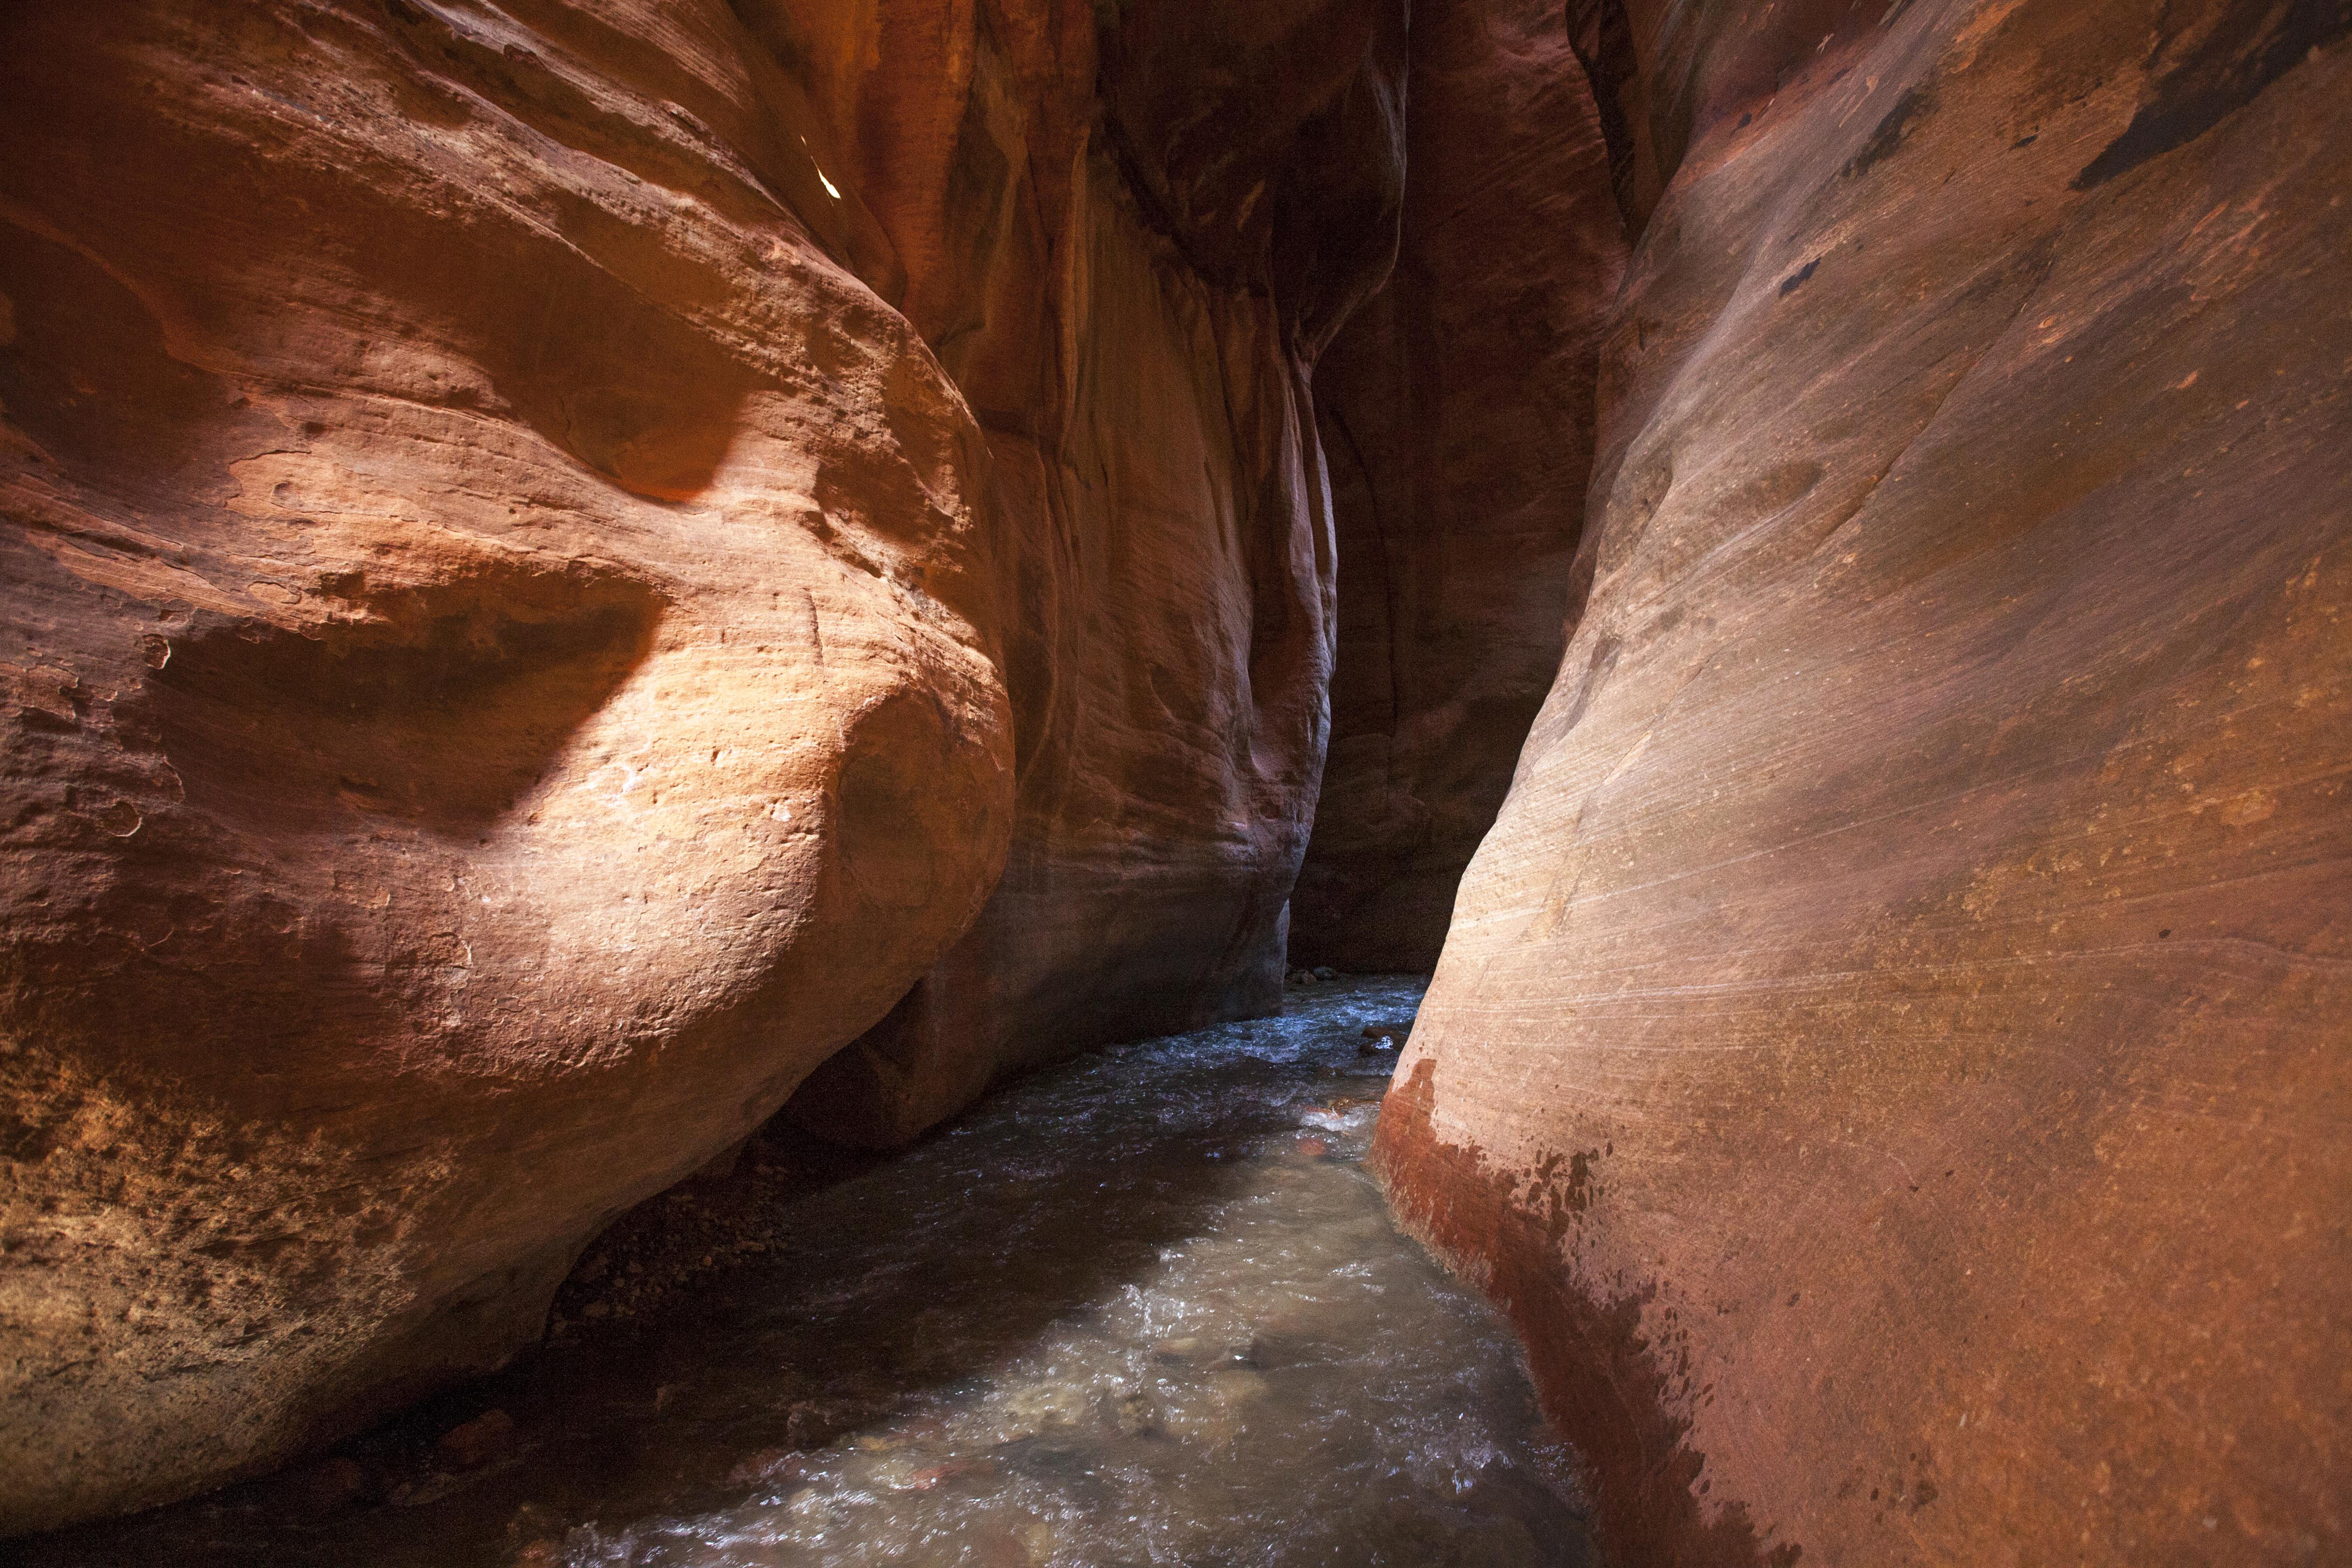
433 1410 515 1474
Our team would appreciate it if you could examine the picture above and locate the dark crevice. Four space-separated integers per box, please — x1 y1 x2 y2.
1566 0 1647 230
2075 0 2352 188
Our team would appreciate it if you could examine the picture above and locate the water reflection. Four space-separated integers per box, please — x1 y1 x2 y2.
26 978 1595 1568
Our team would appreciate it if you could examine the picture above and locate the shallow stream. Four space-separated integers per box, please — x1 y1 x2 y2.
27 977 1596 1568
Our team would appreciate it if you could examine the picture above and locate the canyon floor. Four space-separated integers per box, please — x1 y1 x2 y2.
22 978 1595 1568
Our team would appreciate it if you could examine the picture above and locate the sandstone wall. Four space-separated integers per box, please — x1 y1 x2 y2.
0 0 1398 1529
1290 0 1628 972
777 0 1409 1145
1376 0 2352 1562
0 0 1017 1530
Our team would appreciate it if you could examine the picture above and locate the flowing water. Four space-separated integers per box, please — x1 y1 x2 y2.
24 977 1597 1568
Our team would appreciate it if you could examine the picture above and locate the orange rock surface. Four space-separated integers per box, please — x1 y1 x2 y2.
9 0 2346 1552
0 0 1400 1530
1291 0 1629 971
0 0 1023 1531
1376 0 2352 1562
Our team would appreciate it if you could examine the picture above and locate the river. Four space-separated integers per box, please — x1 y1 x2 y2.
24 976 1597 1568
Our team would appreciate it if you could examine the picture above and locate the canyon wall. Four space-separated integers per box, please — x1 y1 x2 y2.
0 0 1398 1530
1289 0 1626 972
1376 0 2352 1563
777 0 1409 1145
12 0 2344 1551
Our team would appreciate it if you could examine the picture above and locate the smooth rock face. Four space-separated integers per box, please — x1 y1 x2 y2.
0 0 1025 1532
0 0 1406 1529
1289 0 1628 971
1377 0 2352 1562
779 0 1409 1146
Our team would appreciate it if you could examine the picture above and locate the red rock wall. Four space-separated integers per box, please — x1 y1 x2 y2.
0 0 1023 1531
778 0 1410 1145
1290 0 1628 972
1375 0 2352 1562
0 0 1400 1529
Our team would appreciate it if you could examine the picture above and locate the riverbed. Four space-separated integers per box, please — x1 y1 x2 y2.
24 976 1596 1568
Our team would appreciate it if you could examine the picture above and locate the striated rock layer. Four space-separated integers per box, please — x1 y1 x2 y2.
0 0 1398 1531
1290 0 1628 972
1376 0 2352 1562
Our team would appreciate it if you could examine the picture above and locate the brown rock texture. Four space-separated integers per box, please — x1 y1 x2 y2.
0 0 1400 1532
0 0 1023 1530
1376 0 2352 1563
1290 0 1629 971
778 0 1408 1145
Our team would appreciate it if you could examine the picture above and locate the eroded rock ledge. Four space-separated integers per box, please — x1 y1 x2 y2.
775 0 1411 1146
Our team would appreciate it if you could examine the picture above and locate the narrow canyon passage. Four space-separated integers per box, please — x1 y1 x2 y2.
24 979 1596 1568
5 0 2347 1560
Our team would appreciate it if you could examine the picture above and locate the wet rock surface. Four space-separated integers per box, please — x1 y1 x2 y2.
23 979 1595 1568
1377 0 2352 1563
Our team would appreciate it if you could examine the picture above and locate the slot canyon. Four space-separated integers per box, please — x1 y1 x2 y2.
1 0 2345 1561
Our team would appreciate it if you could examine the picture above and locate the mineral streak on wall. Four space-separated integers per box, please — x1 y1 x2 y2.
0 0 1401 1531
1374 0 2352 1562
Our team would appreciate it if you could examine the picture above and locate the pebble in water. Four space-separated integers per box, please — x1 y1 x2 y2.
23 977 1596 1568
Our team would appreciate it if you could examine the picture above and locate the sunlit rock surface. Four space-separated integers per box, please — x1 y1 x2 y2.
1375 0 2352 1562
11 0 2346 1552
0 0 1400 1531
1290 0 1629 971
0 0 1020 1533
